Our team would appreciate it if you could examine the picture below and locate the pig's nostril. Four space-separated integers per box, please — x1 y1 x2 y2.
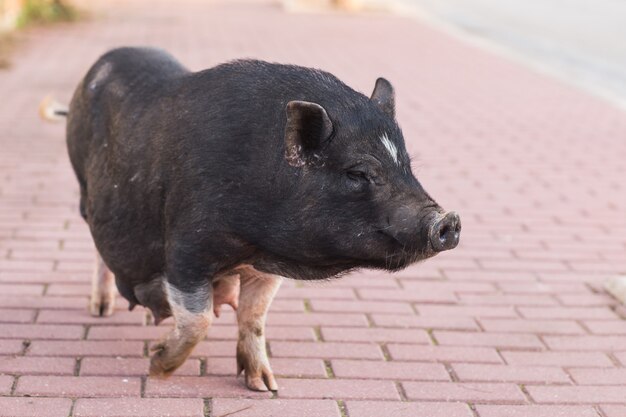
439 225 449 242
430 211 461 252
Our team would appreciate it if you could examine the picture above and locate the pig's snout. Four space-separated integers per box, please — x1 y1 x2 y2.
429 211 461 252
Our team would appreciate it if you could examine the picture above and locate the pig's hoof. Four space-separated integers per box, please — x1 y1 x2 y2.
148 343 179 378
237 356 278 392
89 293 116 317
246 373 277 392
149 355 176 378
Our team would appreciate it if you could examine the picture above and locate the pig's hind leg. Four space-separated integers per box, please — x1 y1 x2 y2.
235 266 282 391
89 252 117 317
149 281 213 377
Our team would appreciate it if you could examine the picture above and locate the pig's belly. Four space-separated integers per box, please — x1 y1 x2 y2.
129 268 243 323
211 273 240 318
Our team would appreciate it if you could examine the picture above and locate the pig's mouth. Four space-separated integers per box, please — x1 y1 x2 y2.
381 250 436 271
373 230 438 271
373 210 461 271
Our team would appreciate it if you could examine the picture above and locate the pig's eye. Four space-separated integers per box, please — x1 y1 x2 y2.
346 170 370 183
345 170 373 192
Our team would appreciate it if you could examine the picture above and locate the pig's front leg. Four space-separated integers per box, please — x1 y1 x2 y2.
149 281 213 377
89 251 117 317
236 267 282 391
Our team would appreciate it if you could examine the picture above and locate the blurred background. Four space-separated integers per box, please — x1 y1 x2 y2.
400 0 626 109
2 0 625 105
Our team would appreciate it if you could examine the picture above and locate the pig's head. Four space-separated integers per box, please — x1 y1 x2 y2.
283 77 460 272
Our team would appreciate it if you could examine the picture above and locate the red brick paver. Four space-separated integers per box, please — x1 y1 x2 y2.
212 399 341 417
1 0 625 416
0 376 13 395
0 398 72 417
345 401 472 417
15 376 141 398
602 405 626 417
474 405 600 417
73 398 205 417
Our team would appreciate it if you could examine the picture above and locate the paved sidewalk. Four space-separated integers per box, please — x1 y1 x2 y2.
401 0 626 106
1 1 626 416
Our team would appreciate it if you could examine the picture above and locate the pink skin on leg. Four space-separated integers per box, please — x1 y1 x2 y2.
234 266 282 391
89 252 117 317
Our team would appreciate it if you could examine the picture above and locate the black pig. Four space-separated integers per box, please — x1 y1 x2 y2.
44 47 460 391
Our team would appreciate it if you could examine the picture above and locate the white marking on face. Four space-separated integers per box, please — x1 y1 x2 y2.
380 132 399 165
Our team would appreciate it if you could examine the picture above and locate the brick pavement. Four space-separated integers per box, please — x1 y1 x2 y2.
0 0 625 416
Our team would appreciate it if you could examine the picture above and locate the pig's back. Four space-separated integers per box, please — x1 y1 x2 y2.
66 47 190 286
67 47 189 191
158 59 369 227
165 59 369 192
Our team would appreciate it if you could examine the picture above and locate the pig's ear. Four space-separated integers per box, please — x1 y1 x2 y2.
370 77 395 118
284 100 333 167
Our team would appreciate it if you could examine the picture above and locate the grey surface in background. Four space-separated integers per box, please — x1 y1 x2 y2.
401 0 626 105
